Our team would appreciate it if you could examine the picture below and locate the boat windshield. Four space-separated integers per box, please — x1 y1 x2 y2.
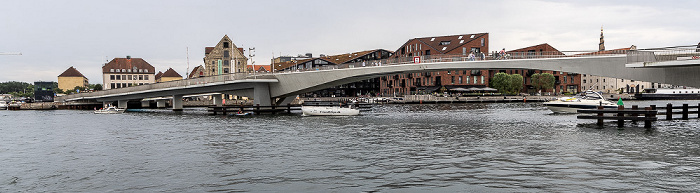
574 91 604 100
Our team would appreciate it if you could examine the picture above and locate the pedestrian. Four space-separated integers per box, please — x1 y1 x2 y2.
378 61 382 66
362 61 365 67
468 52 475 61
499 48 506 60
480 52 485 60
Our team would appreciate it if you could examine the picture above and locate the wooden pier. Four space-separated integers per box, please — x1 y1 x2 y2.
577 103 700 128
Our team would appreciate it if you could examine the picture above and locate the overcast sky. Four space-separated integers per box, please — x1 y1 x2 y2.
1 0 699 84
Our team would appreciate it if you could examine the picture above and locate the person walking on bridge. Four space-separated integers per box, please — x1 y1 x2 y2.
498 48 506 60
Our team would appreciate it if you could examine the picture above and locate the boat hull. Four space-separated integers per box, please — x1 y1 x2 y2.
544 103 617 113
301 106 360 116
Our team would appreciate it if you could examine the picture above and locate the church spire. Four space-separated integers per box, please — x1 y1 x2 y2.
599 26 605 51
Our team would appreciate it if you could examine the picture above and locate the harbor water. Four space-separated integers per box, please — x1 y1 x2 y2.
1 101 699 192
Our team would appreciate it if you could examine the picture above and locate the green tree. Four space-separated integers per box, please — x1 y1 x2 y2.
531 73 555 93
490 72 511 94
509 74 524 94
53 88 64 94
91 84 103 91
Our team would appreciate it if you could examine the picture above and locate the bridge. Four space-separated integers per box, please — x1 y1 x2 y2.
56 46 700 110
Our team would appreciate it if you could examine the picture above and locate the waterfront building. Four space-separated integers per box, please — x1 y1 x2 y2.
102 56 156 90
380 33 490 96
57 66 88 91
499 43 581 94
203 35 247 76
157 68 183 82
189 65 205 79
579 46 663 94
34 81 56 102
273 53 312 64
275 49 393 97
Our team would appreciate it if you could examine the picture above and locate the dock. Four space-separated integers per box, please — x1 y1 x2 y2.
577 103 700 128
208 104 301 115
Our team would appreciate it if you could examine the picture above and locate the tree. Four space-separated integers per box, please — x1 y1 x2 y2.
91 84 103 91
531 73 555 93
490 72 511 94
509 74 524 94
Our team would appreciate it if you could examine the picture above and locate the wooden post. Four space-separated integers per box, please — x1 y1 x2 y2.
617 105 625 128
256 104 260 113
631 105 638 124
644 107 652 128
597 106 604 126
287 104 291 113
683 104 689 120
666 103 673 120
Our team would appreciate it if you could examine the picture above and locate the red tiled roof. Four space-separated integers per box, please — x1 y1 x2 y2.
155 71 163 80
247 65 271 72
58 66 86 78
507 43 565 55
189 65 203 78
102 57 156 74
161 68 182 77
205 47 215 55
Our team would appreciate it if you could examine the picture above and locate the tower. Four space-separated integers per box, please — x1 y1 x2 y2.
599 26 605 51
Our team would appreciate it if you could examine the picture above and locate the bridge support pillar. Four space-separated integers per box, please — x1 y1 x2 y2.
254 83 271 106
213 94 223 107
157 100 167 108
117 100 128 109
141 101 150 108
102 101 112 108
172 95 183 111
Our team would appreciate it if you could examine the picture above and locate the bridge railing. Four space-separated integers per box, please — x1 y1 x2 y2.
60 72 254 100
275 51 621 73
627 45 700 63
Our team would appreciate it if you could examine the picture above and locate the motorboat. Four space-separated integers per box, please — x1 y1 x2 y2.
301 105 360 116
94 106 126 114
0 101 7 110
543 90 618 113
234 111 254 116
635 88 700 100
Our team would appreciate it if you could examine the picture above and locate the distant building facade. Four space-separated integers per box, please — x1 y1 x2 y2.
189 65 205 79
380 33 490 96
58 66 88 91
502 43 581 94
102 56 156 90
204 35 247 76
157 68 183 82
34 81 56 102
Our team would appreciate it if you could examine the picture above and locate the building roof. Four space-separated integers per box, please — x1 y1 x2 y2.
58 66 87 78
155 71 163 80
576 47 632 56
189 65 203 78
507 43 565 55
398 33 488 55
161 68 182 78
248 65 271 72
273 49 392 71
205 47 215 55
102 57 156 73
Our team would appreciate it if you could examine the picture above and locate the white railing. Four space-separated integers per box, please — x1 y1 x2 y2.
627 46 700 63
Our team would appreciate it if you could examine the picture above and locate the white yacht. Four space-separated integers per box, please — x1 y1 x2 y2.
94 106 126 114
543 91 618 113
0 101 7 110
301 105 360 116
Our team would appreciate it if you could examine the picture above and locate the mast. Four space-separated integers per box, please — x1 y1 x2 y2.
186 47 190 79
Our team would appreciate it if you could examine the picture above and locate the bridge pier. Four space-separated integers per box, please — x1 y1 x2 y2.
141 101 150 108
275 96 296 106
117 100 128 109
157 100 167 108
254 83 272 106
213 94 223 107
172 95 183 111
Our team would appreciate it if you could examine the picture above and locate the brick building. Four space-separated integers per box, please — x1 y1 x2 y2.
102 56 156 90
500 43 581 94
380 33 490 96
204 35 247 76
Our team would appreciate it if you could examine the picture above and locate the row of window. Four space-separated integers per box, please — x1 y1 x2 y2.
109 68 148 73
110 74 149 81
583 78 636 83
110 82 147 89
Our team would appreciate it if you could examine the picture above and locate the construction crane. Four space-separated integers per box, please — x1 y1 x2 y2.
0 52 22 55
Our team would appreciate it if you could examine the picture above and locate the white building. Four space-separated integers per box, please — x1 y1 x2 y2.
102 56 156 90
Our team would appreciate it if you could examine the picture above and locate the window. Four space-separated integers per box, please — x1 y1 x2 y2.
451 76 455 84
224 50 230 58
127 69 131 73
224 68 229 73
144 76 149 80
110 75 115 80
458 36 463 39
603 79 606 82
122 83 127 88
458 76 463 84
116 83 121 88
563 76 567 83
127 75 132 80
481 76 485 84
223 42 229 48
133 75 137 80
110 83 115 89
481 38 485 47
110 69 114 72
583 79 586 83
430 38 435 41
439 41 451 45
466 76 470 84
122 75 126 80
139 75 143 80
116 75 121 80
144 69 148 73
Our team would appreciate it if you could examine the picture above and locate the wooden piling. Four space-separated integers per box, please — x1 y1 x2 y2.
666 103 673 120
683 104 689 120
597 106 604 126
644 107 653 128
617 106 625 128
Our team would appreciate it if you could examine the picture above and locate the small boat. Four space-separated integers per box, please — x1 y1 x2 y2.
94 106 126 114
543 90 618 113
635 88 700 100
301 105 360 116
0 101 7 110
234 111 254 116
